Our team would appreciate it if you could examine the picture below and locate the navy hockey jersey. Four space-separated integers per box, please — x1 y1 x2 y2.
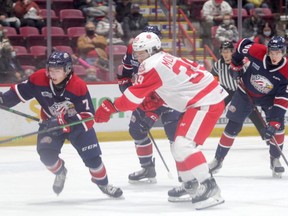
233 38 288 121
1 69 95 132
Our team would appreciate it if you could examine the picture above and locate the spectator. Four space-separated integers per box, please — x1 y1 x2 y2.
201 0 233 47
115 0 132 23
0 24 11 48
215 13 239 44
122 3 149 44
0 43 23 83
242 7 266 39
84 66 101 82
254 22 275 45
82 0 110 24
77 21 108 69
95 6 125 45
0 0 21 30
243 0 269 14
13 0 45 32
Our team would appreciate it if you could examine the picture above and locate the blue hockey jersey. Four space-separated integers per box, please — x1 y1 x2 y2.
233 38 288 121
1 69 95 132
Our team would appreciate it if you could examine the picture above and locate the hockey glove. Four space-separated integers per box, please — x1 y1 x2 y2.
43 113 70 136
261 121 281 140
94 99 118 123
117 75 132 93
139 112 159 133
229 61 244 80
139 92 164 112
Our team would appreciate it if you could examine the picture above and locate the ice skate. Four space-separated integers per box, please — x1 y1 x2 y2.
97 184 123 198
270 157 285 178
192 177 224 210
53 167 67 195
128 159 156 184
168 179 198 202
208 157 223 174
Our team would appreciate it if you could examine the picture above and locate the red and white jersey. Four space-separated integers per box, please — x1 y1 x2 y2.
115 52 228 112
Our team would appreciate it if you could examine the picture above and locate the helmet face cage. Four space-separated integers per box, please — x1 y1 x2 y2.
132 32 162 56
47 51 73 76
267 36 286 54
143 25 162 39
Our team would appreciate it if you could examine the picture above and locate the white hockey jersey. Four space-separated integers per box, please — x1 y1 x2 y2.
114 51 228 112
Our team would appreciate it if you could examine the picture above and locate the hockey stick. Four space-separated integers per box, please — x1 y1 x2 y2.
238 79 288 166
148 130 173 179
0 104 40 122
0 117 94 145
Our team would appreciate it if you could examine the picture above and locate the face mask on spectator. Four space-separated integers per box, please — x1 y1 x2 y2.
223 20 230 25
263 31 271 37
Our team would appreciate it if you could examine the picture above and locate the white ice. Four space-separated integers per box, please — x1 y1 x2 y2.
0 136 287 216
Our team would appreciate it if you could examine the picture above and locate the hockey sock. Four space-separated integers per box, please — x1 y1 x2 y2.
134 137 153 167
46 158 65 174
90 162 108 186
215 131 236 159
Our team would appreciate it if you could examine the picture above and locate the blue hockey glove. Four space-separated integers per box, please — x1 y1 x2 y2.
42 113 70 136
261 121 281 141
117 75 132 93
139 112 159 133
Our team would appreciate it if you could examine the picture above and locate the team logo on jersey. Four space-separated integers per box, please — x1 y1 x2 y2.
41 91 53 98
250 74 273 94
49 101 77 117
40 136 52 144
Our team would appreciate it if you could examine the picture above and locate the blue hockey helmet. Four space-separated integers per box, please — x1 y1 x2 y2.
267 36 286 54
47 51 73 75
143 25 162 39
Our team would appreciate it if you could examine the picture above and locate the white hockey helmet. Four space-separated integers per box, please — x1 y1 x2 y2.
132 32 161 56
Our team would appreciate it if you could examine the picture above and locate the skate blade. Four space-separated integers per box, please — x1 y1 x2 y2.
272 171 283 178
128 178 157 184
168 195 192 202
193 196 225 210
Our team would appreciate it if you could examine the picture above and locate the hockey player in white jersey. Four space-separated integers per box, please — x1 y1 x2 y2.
94 32 228 209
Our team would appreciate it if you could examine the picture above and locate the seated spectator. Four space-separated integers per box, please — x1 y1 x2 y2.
215 14 239 44
0 0 21 30
243 0 269 14
122 3 149 44
13 0 45 32
77 21 108 69
115 0 132 23
84 66 101 82
254 22 275 45
0 43 23 83
0 24 11 48
82 0 110 24
96 6 125 45
242 7 266 39
201 0 233 47
21 67 34 81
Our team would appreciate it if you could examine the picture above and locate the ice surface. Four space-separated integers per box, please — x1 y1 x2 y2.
0 136 287 216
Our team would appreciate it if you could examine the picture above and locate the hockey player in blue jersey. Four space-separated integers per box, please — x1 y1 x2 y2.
209 36 288 178
0 51 123 197
117 26 190 201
